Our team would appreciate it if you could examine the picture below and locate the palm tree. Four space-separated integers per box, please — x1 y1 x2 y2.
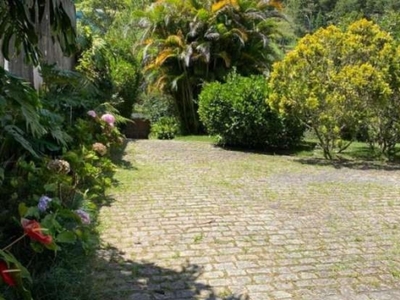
139 0 285 134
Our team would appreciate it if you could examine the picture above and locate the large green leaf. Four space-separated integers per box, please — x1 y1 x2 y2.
0 0 76 66
57 231 77 244
4 125 39 158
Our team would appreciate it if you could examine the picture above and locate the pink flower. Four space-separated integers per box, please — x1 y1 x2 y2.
101 113 115 127
87 110 97 118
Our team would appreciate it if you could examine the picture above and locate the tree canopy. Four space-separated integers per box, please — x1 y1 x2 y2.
282 0 400 36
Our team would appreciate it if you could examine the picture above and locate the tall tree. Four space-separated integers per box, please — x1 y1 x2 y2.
269 19 400 159
139 0 285 133
282 0 338 35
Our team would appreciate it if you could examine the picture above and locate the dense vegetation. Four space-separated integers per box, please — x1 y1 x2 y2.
1 0 400 298
199 71 304 149
0 1 126 299
269 19 400 159
282 0 400 37
138 0 286 133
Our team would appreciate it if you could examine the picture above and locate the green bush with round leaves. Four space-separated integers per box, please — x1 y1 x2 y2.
150 117 179 140
198 72 304 149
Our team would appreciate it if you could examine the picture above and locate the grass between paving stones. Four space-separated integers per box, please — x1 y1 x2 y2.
91 139 400 299
175 135 219 143
177 134 400 163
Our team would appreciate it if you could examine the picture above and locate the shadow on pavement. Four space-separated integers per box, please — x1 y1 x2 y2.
90 245 248 300
295 157 400 171
212 141 317 157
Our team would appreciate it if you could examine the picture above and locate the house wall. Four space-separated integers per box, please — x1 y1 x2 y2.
2 0 76 87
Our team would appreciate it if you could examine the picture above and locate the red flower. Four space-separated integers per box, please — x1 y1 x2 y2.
0 261 16 286
21 219 53 245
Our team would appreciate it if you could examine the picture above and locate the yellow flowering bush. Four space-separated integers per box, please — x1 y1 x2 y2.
269 19 400 159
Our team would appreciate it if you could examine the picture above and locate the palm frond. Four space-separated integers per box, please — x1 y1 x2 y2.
0 0 76 65
252 31 269 47
38 108 72 146
181 45 194 67
217 51 232 67
196 42 211 63
171 73 186 91
189 20 205 37
154 48 176 67
257 0 283 11
40 64 98 96
50 128 72 146
229 28 249 46
245 11 267 21
212 0 239 13
152 73 169 91
205 26 221 40
165 34 184 47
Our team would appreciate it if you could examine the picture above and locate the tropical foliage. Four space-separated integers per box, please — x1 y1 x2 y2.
0 1 127 298
76 0 143 120
0 63 124 298
0 0 76 65
138 0 287 133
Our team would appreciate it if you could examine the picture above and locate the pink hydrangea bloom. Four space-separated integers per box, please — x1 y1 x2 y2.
101 113 115 127
87 110 97 118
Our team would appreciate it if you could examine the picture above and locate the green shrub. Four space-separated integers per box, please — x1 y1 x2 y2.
198 72 304 149
76 26 141 121
134 92 177 124
269 20 400 160
150 117 179 140
110 57 141 119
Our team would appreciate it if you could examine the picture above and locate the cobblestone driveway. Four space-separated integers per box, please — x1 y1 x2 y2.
95 140 400 300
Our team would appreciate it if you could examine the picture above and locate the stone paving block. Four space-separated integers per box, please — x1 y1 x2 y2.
95 140 400 300
270 290 293 299
200 271 225 279
246 284 275 292
367 289 400 300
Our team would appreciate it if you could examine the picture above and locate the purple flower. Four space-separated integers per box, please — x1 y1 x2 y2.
101 113 115 127
38 196 52 212
87 110 97 118
75 209 91 224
